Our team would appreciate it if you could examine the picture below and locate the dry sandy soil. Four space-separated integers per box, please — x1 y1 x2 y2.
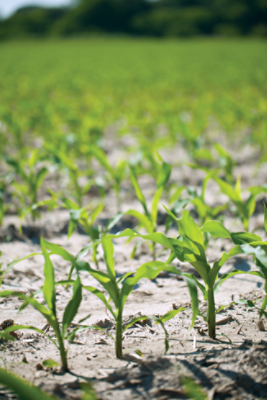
0 139 267 400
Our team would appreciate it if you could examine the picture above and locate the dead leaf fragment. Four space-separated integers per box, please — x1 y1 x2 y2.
95 338 109 345
257 320 265 331
216 316 233 325
237 325 243 335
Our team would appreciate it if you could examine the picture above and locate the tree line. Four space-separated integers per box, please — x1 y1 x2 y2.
0 0 266 39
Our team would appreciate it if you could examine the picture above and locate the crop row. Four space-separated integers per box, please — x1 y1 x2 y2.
1 156 267 366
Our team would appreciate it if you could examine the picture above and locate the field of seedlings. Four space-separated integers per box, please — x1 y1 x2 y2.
1 38 267 400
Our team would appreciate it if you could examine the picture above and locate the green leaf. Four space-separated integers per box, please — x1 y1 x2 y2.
82 264 119 310
42 240 75 263
214 270 264 295
0 367 58 400
42 359 60 368
6 252 42 270
236 299 255 308
104 212 123 233
125 210 152 233
264 203 267 234
231 232 261 245
102 236 116 281
123 315 151 332
66 324 112 343
245 194 256 218
68 209 82 238
214 176 242 203
181 274 199 326
90 146 113 176
40 238 56 316
112 229 175 252
214 143 231 158
181 377 208 400
150 316 169 354
120 261 166 308
129 166 148 215
156 161 172 188
0 332 16 341
178 210 206 261
36 167 48 189
201 221 231 239
80 382 97 400
156 308 186 323
90 203 104 224
183 273 207 297
3 324 57 347
163 204 179 222
190 261 210 282
235 176 242 199
62 276 82 337
169 186 185 204
217 245 243 268
61 197 80 210
151 187 163 226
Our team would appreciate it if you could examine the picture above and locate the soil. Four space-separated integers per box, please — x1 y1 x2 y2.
1 138 267 400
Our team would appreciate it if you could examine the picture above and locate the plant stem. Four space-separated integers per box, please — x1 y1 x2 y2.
261 294 267 315
207 286 216 339
152 242 156 261
93 247 99 270
58 335 68 371
115 309 123 359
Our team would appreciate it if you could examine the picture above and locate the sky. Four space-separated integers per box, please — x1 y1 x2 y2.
0 0 74 18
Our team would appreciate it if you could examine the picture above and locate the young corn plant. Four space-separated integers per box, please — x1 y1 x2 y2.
167 210 265 337
5 150 48 221
0 238 87 372
127 159 172 259
114 210 263 338
89 145 127 210
61 196 123 268
75 236 198 358
0 252 19 342
213 176 267 231
231 204 267 318
190 143 236 184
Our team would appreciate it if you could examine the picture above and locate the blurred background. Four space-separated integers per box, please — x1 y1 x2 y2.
0 0 266 39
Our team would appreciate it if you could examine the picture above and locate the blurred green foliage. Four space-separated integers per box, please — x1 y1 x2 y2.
0 0 266 39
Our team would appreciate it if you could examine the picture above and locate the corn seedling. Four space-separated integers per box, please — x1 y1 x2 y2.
61 196 123 268
5 150 48 221
213 176 267 231
75 236 198 358
118 210 263 338
0 238 88 371
89 145 126 210
127 159 172 259
45 145 94 207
